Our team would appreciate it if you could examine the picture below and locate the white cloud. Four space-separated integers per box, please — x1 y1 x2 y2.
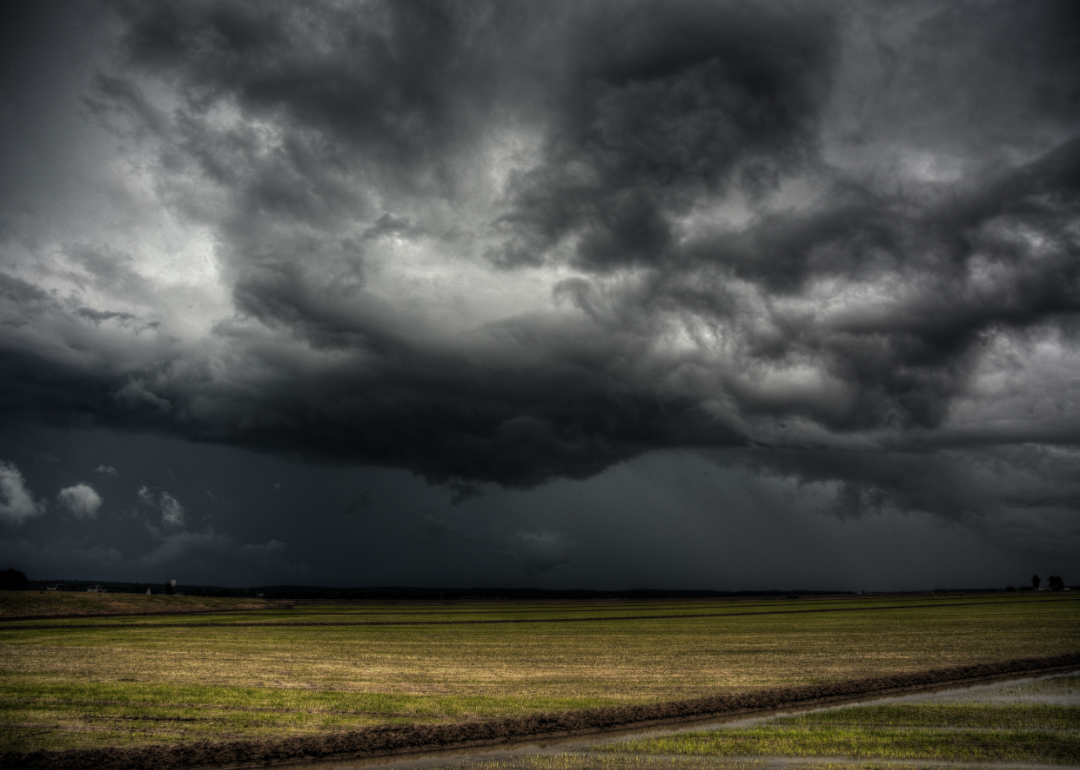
0 461 46 525
58 483 103 519
159 492 185 527
95 465 118 476
137 485 186 527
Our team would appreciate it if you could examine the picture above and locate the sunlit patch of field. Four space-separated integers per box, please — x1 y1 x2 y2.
0 595 1076 753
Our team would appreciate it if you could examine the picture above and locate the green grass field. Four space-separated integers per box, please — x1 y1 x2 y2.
599 674 1080 765
0 593 1076 754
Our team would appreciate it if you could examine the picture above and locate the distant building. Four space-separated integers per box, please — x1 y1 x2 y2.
46 586 60 591
86 585 108 593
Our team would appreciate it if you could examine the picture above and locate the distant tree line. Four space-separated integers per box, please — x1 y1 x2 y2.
14 580 850 600
20 578 261 597
10 572 1069 597
0 569 29 591
1031 575 1067 591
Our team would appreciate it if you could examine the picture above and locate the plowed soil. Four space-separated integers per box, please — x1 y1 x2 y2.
6 652 1079 770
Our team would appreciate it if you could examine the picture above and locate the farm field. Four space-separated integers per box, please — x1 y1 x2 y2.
588 672 1080 767
1 591 1068 625
0 590 275 620
0 593 1077 761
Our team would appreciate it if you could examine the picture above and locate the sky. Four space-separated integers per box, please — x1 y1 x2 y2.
1 0 1078 591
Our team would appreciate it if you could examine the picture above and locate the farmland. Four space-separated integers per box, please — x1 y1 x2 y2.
595 673 1080 765
0 592 1077 763
0 590 275 621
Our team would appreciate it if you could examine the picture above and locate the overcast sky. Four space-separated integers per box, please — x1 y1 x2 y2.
1 0 1078 591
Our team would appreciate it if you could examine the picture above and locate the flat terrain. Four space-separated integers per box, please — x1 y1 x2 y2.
0 593 1077 761
0 590 276 620
594 672 1080 766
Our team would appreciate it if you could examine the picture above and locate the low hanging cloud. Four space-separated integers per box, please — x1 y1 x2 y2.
139 529 230 566
0 461 45 525
139 529 298 575
57 483 103 520
505 529 575 574
0 0 1078 514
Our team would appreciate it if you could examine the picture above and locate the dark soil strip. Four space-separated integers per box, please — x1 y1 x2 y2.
3 597 1075 631
0 600 752 624
6 653 1080 770
241 595 997 619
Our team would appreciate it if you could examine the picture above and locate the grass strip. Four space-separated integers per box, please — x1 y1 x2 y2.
438 755 766 770
776 703 1080 730
600 725 1080 763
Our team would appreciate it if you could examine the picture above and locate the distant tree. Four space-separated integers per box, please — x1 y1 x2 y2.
1031 574 1041 590
1047 576 1064 591
0 569 29 591
164 582 174 595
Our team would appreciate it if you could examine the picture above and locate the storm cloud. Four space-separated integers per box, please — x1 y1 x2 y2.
1 0 1078 586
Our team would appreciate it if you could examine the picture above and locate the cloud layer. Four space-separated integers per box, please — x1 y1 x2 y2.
1 0 1079 511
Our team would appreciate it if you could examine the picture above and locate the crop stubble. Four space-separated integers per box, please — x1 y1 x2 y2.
0 594 1076 763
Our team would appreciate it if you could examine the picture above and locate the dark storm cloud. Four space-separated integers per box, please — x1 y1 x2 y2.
714 446 978 522
1 0 1079 503
492 0 834 271
709 442 1080 565
670 134 1080 432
